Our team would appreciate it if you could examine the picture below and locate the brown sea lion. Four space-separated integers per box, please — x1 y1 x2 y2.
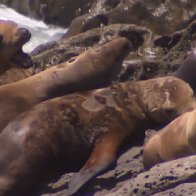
0 76 195 196
0 37 131 131
143 108 196 169
0 20 33 85
173 50 196 94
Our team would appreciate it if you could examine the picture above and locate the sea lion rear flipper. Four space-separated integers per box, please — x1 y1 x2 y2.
68 130 127 195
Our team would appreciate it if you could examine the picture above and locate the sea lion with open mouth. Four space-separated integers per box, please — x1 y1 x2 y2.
0 20 33 85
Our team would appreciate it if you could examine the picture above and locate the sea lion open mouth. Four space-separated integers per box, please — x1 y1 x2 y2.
10 28 32 67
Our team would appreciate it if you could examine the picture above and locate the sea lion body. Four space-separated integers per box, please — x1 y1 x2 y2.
0 20 33 85
0 76 195 195
143 108 196 169
0 37 131 131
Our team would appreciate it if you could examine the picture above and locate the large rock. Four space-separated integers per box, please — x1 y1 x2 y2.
106 155 196 196
65 0 196 37
31 19 196 81
2 0 196 30
31 23 150 70
40 152 196 195
30 0 94 26
1 0 93 26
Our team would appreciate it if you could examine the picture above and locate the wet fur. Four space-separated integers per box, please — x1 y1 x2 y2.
0 76 195 195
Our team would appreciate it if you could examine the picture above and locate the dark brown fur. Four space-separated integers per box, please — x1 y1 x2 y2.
0 76 195 195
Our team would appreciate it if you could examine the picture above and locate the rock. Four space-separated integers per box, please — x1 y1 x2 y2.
40 153 196 196
106 155 196 196
31 23 150 71
2 0 196 30
33 0 94 26
1 0 94 27
152 183 196 196
64 13 109 38
31 19 196 81
65 0 196 37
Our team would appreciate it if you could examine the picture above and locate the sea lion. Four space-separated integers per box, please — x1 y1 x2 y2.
173 50 196 94
0 20 33 85
0 76 195 196
0 37 131 131
143 108 196 169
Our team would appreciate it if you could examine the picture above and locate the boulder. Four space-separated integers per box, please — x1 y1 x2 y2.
40 152 196 196
1 0 93 26
1 0 196 30
106 155 196 196
65 0 196 37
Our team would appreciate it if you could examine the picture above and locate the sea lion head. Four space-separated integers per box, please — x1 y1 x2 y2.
0 20 32 67
67 37 132 87
139 76 196 124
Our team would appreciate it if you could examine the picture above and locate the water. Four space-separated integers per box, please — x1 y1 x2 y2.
0 4 67 52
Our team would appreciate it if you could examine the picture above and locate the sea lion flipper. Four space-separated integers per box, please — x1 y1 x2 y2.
68 130 126 195
67 164 108 195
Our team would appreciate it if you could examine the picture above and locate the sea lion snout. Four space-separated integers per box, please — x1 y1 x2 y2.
107 37 132 58
16 27 31 45
94 37 132 82
106 38 132 67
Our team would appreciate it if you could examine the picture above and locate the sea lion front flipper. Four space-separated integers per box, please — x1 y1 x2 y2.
68 130 127 195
